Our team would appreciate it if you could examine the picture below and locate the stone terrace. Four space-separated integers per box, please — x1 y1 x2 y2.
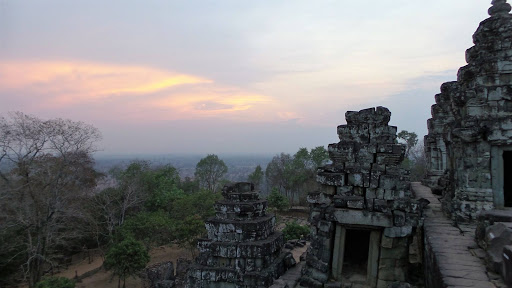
412 182 505 288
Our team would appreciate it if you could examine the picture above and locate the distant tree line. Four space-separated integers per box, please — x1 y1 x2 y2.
0 112 225 287
263 146 329 205
0 112 343 288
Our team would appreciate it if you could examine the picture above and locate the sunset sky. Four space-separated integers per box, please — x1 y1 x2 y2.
0 1 492 155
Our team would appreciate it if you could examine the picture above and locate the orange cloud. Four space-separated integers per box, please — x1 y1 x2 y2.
0 59 281 122
0 60 211 105
152 88 271 117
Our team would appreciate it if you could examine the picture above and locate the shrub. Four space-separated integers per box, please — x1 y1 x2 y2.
35 276 75 288
116 211 174 249
267 188 289 211
104 237 150 288
282 221 310 241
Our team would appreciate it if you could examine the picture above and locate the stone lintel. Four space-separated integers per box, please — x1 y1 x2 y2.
332 208 393 227
383 226 413 238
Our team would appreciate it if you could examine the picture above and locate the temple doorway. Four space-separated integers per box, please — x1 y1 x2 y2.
332 225 381 286
343 229 370 281
504 151 512 207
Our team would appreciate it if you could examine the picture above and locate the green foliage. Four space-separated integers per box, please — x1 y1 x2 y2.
35 277 75 288
195 154 228 193
0 226 25 286
94 161 222 261
282 221 310 241
0 113 101 287
116 211 174 250
175 215 205 256
310 146 329 168
265 146 327 205
104 237 149 288
400 140 426 182
90 163 185 248
247 165 264 188
144 165 184 212
170 190 222 220
170 190 222 256
398 130 418 158
265 153 294 194
180 176 200 194
267 188 289 211
110 162 185 213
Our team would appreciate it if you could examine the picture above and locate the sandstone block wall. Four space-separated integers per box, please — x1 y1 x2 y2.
424 0 512 221
301 107 426 288
186 182 293 288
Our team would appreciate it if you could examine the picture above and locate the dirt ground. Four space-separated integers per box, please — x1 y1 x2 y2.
55 245 192 288
32 208 310 288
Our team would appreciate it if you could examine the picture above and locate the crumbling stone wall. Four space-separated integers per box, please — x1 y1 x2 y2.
424 0 512 221
301 107 426 288
186 182 294 288
142 261 175 288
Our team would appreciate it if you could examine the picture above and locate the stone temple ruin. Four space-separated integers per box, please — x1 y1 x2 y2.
186 182 294 288
424 0 512 221
301 107 427 287
180 2 512 287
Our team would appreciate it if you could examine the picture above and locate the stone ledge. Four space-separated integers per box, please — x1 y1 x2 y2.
328 208 393 227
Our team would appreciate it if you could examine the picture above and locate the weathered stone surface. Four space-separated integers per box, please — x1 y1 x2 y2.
383 226 413 238
143 261 175 288
484 223 512 272
299 276 324 288
304 107 426 287
414 183 501 288
186 182 291 287
214 199 267 220
174 258 191 288
424 0 512 221
387 282 413 288
502 245 512 285
307 192 332 205
330 208 393 227
323 282 343 288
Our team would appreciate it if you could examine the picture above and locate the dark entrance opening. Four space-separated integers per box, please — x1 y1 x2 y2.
343 229 370 282
504 151 512 207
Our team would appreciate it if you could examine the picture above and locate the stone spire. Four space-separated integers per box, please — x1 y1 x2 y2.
489 0 511 17
185 182 295 288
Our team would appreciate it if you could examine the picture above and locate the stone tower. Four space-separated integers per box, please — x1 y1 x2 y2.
301 107 426 287
424 0 512 220
186 182 294 288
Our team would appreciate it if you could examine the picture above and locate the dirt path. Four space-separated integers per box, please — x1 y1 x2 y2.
54 245 192 288
38 208 310 287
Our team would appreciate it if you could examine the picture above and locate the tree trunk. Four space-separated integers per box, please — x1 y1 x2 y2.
118 276 121 288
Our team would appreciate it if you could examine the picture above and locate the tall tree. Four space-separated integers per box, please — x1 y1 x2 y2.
397 130 418 158
266 147 328 205
265 153 294 198
87 163 184 247
144 165 184 212
104 237 149 288
407 139 427 181
0 112 101 287
247 165 264 189
310 146 329 168
194 154 228 193
114 161 151 226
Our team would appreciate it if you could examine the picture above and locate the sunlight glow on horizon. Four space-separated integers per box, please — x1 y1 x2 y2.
0 59 290 123
152 89 271 117
0 0 491 153
0 60 211 102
